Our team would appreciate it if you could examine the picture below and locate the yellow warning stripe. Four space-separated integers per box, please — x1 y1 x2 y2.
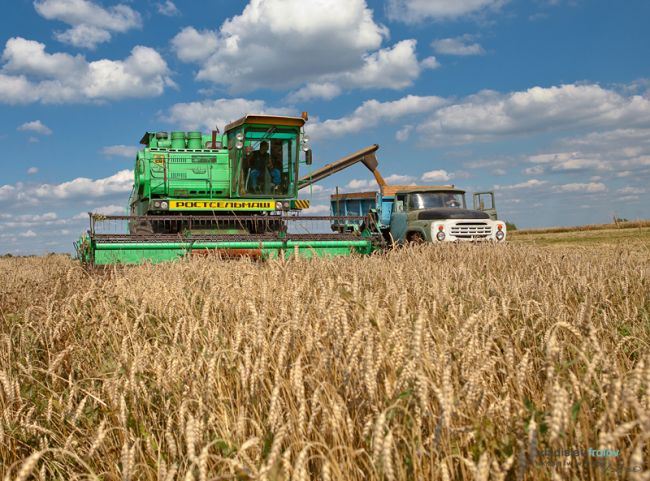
294 199 310 209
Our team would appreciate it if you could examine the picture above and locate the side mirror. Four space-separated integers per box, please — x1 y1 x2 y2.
394 200 404 212
305 149 312 165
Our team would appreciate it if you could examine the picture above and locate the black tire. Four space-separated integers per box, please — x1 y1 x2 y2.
408 231 425 244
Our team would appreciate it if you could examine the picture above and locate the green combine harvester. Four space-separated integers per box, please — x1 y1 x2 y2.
75 114 382 265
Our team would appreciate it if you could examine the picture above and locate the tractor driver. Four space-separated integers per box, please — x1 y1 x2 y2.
269 141 283 187
246 141 270 192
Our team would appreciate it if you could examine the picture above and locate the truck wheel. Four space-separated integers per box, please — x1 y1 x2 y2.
408 232 425 244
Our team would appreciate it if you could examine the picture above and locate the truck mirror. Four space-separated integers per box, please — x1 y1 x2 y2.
395 200 403 212
305 149 312 165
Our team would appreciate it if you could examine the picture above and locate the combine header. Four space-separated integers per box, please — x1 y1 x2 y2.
76 114 381 265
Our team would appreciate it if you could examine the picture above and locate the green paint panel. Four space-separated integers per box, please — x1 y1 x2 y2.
90 239 374 265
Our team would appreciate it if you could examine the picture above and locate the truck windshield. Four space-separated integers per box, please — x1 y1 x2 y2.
242 128 297 197
409 192 465 209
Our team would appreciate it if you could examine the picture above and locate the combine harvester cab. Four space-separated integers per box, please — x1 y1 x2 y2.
331 186 507 244
76 114 381 266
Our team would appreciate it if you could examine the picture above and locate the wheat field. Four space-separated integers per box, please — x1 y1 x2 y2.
0 244 649 480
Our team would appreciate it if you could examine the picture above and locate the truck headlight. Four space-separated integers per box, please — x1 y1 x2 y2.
153 200 161 208
436 231 446 241
496 230 505 241
160 201 169 210
275 202 283 210
236 141 244 149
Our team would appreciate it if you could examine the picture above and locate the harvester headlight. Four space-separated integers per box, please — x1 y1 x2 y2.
283 202 290 209
153 200 161 208
236 141 244 149
302 134 310 143
160 201 169 210
275 202 283 210
236 132 244 141
436 231 446 241
496 230 505 241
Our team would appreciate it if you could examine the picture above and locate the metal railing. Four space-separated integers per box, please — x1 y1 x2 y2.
88 213 380 243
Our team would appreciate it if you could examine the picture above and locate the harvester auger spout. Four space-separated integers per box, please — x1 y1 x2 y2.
298 144 385 191
75 114 383 266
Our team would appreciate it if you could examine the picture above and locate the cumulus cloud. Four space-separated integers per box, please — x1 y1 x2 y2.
18 120 52 135
34 0 142 49
172 0 428 97
102 145 139 158
345 179 376 190
27 167 39 175
431 35 485 56
617 186 646 195
388 0 508 22
528 152 613 172
421 169 453 182
286 83 342 103
0 170 133 206
494 179 547 190
166 98 292 131
385 174 416 184
157 0 179 16
19 230 37 238
312 95 446 138
416 84 650 145
552 182 607 193
0 38 173 104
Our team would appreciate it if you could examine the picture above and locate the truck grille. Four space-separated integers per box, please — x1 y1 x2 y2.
450 223 492 239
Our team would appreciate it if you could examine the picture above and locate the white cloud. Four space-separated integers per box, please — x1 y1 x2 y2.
523 165 544 175
172 0 427 96
34 0 142 49
416 84 650 145
27 167 39 175
552 182 607 193
388 0 508 22
385 174 416 184
166 98 292 131
493 168 507 176
346 179 375 190
0 39 173 104
494 179 547 190
312 95 446 139
102 145 139 158
286 83 342 103
396 125 413 142
420 56 440 69
19 230 37 238
170 27 219 63
528 152 612 172
0 169 133 205
617 186 646 195
17 120 53 135
464 159 506 169
421 169 452 182
29 137 40 144
432 35 485 56
157 0 179 16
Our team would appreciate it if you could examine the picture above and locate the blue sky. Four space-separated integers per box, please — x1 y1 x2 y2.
1 0 649 254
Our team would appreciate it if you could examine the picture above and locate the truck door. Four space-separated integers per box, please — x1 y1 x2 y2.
389 194 408 243
473 192 497 220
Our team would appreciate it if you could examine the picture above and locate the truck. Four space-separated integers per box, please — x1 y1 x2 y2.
330 185 507 244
